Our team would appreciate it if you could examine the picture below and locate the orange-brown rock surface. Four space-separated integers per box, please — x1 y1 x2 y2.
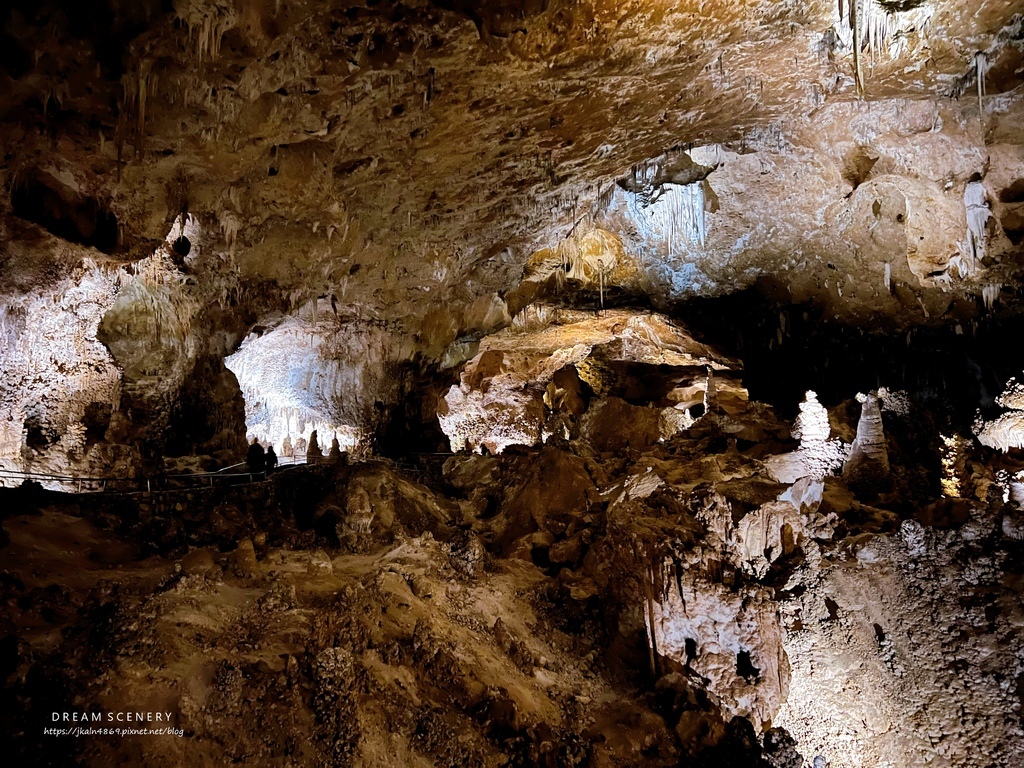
3 2 1024 766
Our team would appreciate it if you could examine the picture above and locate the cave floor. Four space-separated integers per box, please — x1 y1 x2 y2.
2 408 1023 767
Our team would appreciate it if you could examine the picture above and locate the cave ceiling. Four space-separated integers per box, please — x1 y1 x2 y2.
2 0 1024 468
2 0 1022 330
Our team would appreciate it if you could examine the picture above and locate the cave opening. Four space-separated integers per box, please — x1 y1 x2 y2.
224 318 366 462
23 416 56 451
684 637 698 663
81 402 112 447
171 234 191 257
736 650 760 681
11 171 120 253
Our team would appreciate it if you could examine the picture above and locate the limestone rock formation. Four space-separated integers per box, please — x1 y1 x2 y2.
766 391 850 484
843 391 890 488
651 570 790 732
976 377 1024 451
438 307 741 453
3 1 1024 766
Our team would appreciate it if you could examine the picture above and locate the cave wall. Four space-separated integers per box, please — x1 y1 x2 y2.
1 1 1023 477
0 261 128 476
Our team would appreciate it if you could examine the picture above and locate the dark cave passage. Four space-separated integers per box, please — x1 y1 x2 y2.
3 1 1024 766
11 170 120 254
675 286 1024 426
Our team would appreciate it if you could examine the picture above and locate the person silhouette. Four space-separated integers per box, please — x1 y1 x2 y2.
265 445 278 474
246 438 266 475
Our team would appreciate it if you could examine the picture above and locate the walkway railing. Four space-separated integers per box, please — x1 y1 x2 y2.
0 452 450 495
0 456 313 495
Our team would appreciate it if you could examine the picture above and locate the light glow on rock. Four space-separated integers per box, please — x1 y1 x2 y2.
225 310 399 455
0 265 123 482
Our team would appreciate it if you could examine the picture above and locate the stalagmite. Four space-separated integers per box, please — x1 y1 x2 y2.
703 365 717 412
843 391 889 478
964 180 990 264
766 391 849 483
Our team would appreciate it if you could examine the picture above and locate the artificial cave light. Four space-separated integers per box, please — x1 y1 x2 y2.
940 433 968 498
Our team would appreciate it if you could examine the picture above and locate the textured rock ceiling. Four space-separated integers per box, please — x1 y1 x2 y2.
1 0 1024 469
3 1 1023 315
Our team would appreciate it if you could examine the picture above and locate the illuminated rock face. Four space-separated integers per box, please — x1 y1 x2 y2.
97 238 252 465
642 478 831 729
3 3 1024 763
718 478 833 580
976 378 1024 452
0 211 261 478
766 391 849 484
0 264 128 477
652 571 790 732
437 307 740 453
225 314 403 455
774 514 1024 768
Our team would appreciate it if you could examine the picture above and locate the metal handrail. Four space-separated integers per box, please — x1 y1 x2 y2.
0 458 313 494
215 462 248 473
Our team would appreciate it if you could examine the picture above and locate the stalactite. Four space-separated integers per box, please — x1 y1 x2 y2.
218 212 241 256
975 51 988 116
983 284 1000 311
836 1 932 93
851 0 862 94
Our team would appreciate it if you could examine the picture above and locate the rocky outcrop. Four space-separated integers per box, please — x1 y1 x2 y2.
438 307 741 453
766 391 849 484
976 377 1024 452
0 262 131 478
651 570 790 733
